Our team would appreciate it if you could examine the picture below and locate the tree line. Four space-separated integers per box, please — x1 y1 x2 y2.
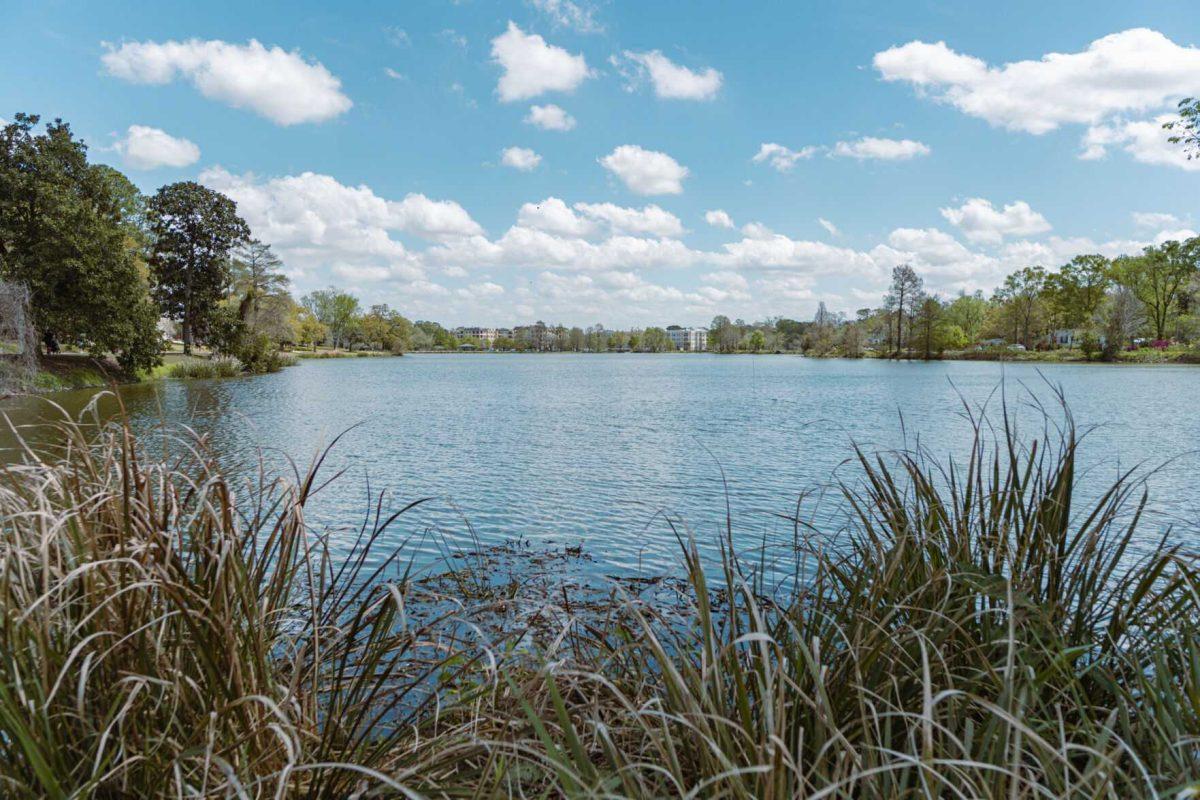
0 113 421 373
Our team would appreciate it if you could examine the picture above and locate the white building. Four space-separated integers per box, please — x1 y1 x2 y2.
454 327 499 348
666 327 708 352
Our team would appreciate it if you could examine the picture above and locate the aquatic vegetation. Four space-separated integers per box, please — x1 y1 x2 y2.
0 399 1196 797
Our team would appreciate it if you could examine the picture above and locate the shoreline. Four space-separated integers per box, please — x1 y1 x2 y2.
6 346 1198 399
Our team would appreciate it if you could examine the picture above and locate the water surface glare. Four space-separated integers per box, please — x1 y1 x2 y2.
3 355 1198 578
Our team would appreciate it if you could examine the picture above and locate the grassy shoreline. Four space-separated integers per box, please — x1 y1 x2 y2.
5 344 1199 400
0 402 1196 797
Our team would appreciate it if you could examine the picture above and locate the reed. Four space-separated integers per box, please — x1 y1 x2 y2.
0 396 1196 798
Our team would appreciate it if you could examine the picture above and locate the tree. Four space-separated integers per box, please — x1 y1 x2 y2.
884 264 923 355
303 288 362 350
359 304 414 353
640 327 674 352
0 114 161 371
1164 98 1200 160
1044 254 1111 331
232 240 288 323
295 309 328 351
708 315 740 353
1096 287 1145 360
944 291 989 345
147 182 250 354
1111 240 1199 342
993 266 1047 348
912 296 945 359
746 330 766 352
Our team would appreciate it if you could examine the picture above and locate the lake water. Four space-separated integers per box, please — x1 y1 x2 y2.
2 355 1198 578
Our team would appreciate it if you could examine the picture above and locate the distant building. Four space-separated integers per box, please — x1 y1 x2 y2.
666 326 708 352
454 327 499 348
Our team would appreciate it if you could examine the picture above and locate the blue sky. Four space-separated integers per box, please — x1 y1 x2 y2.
3 0 1199 326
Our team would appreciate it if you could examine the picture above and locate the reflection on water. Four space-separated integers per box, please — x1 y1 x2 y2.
2 355 1198 578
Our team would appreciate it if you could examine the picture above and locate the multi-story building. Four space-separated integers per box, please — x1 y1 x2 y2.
453 327 499 348
665 326 709 352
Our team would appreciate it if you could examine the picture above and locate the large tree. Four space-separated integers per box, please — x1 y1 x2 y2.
993 266 1048 348
0 114 161 371
1044 254 1111 330
1112 240 1199 342
303 288 362 350
884 264 923 355
232 239 288 322
147 182 249 354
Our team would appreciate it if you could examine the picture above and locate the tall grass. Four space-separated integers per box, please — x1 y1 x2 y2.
0 397 1196 797
167 356 244 379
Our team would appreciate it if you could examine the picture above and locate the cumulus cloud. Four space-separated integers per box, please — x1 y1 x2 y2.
490 22 592 102
830 136 930 160
599 145 689 195
940 198 1051 244
518 197 596 237
1080 114 1200 170
574 202 684 237
616 50 722 100
101 39 352 125
875 29 1200 135
525 103 576 131
501 146 542 171
705 209 735 229
197 167 483 287
752 142 817 171
874 29 1200 170
113 125 200 169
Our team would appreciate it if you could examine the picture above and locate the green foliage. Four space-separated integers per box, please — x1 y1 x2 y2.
0 113 162 372
303 287 362 349
147 181 250 353
1164 97 1200 160
639 326 674 351
167 356 245 379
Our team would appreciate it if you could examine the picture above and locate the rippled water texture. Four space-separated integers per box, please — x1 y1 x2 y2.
3 355 1198 577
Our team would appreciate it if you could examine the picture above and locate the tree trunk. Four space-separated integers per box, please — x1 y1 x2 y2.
182 320 192 356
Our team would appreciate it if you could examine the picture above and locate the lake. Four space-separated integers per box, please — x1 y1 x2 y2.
2 355 1198 578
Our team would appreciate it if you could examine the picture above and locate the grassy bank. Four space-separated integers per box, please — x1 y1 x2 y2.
0 402 1196 797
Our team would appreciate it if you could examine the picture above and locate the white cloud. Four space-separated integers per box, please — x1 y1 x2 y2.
874 28 1200 142
197 168 483 288
617 50 722 100
721 229 881 278
599 145 689 195
1132 211 1181 229
518 197 595 237
817 218 840 237
528 0 603 34
739 222 775 240
574 202 684 237
384 67 407 81
525 103 576 131
501 146 542 171
831 136 930 160
752 142 817 171
705 209 735 229
101 39 352 125
1081 114 1200 170
490 22 592 102
113 125 200 169
939 198 1051 244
